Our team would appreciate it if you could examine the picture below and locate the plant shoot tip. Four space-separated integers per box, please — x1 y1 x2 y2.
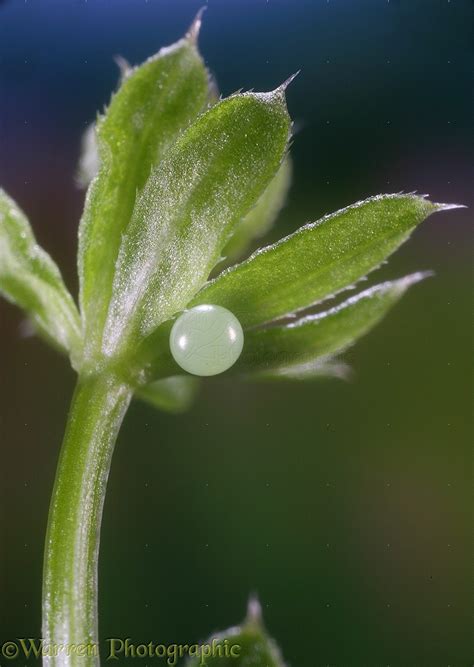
186 6 207 44
246 595 263 625
114 55 132 80
278 70 301 92
435 202 467 212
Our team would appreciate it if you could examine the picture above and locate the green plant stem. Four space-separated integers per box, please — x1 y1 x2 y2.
42 373 132 666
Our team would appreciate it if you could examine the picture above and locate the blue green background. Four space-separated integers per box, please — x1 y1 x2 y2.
0 1 472 665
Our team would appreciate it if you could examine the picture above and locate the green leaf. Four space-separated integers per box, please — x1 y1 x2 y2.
191 194 453 328
185 599 286 667
78 24 210 362
136 376 199 413
103 88 291 361
222 157 292 262
75 57 218 191
135 273 426 383
235 272 428 377
0 189 81 357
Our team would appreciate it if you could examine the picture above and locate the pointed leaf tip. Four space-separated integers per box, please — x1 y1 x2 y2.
396 270 433 290
265 71 300 104
245 596 263 626
114 55 132 81
278 70 301 92
186 6 206 44
434 202 467 212
183 600 287 666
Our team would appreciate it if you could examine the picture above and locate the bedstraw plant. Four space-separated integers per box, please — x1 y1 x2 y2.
0 12 462 667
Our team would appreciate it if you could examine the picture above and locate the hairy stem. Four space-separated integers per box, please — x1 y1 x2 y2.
42 373 132 666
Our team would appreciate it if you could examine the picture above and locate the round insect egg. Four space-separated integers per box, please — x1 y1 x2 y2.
169 305 244 377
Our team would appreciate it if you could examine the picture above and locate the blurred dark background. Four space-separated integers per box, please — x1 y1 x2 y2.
0 1 472 665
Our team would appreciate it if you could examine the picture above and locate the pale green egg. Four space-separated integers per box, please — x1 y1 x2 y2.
169 304 244 376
